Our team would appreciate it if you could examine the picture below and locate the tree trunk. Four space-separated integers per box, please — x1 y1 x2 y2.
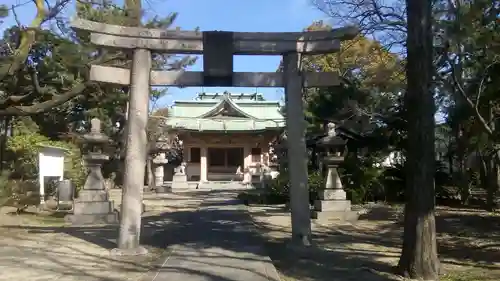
459 165 470 205
485 104 498 211
0 116 10 171
147 156 154 189
125 0 142 27
397 0 440 279
311 146 318 170
485 151 499 211
447 150 453 176
478 150 488 194
495 152 500 207
457 136 469 205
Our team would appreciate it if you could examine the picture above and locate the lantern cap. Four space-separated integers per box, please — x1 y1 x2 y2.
317 122 346 147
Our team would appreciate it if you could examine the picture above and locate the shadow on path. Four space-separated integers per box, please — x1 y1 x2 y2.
1 188 280 281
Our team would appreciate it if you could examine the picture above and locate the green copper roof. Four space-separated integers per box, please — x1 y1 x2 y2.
167 118 285 132
167 92 285 132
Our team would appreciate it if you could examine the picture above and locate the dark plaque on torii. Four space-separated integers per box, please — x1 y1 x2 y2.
202 31 234 86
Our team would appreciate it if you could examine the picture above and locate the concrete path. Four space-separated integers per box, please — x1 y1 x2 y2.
146 185 281 281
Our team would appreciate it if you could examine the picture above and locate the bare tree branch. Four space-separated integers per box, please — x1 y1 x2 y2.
449 60 494 137
11 5 22 26
311 0 407 51
0 43 124 115
0 80 95 116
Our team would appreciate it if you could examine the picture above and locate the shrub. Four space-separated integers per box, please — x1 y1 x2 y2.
0 179 39 213
308 170 324 202
265 172 290 204
338 154 387 204
378 160 454 204
0 170 11 206
6 131 86 191
6 132 48 179
0 169 39 213
380 164 405 202
263 170 325 205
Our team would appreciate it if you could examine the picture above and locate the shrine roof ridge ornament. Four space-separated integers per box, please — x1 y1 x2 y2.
196 92 265 100
71 18 359 55
172 99 280 104
173 99 281 105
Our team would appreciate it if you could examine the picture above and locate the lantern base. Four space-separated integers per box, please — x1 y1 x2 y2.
155 184 172 193
312 198 358 222
314 199 351 211
172 173 189 190
65 212 119 225
311 209 358 222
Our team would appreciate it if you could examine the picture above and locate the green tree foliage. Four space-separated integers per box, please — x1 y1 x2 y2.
433 0 500 209
311 0 499 278
0 117 84 211
299 22 407 202
304 21 405 91
270 21 408 204
301 22 405 143
0 0 195 193
0 0 195 120
311 0 500 208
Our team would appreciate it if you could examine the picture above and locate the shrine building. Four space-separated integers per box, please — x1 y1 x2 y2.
166 92 285 182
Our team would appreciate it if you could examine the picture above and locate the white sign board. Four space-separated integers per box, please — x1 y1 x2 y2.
38 145 67 204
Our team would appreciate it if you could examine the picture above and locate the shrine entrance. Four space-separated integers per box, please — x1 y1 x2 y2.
207 147 244 181
71 17 357 246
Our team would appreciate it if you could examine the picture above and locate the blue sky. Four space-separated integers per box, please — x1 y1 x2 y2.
2 0 327 108
148 0 326 107
1 1 448 123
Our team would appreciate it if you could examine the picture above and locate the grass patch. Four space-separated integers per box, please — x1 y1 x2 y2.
276 268 498 281
237 190 288 205
25 213 67 226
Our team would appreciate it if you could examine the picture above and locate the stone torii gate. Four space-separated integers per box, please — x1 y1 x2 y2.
71 18 357 252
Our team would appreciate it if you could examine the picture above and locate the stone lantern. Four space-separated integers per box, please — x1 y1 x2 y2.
149 136 169 192
65 118 118 225
274 132 289 174
266 141 280 180
312 122 358 221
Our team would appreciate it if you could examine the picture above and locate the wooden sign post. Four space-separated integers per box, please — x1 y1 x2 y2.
71 18 357 251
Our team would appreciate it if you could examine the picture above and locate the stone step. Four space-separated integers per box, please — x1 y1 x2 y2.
65 213 119 225
311 210 359 221
77 190 109 201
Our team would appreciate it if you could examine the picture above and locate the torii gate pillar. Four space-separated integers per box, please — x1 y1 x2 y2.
284 52 312 246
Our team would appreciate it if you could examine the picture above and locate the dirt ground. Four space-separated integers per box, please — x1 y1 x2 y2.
248 204 500 281
1 191 499 281
0 191 206 281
